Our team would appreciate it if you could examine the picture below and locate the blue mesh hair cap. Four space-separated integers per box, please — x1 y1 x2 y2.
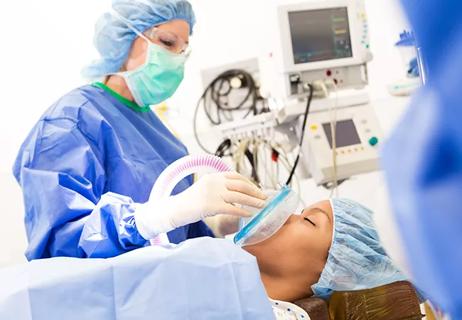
311 199 407 298
82 0 195 79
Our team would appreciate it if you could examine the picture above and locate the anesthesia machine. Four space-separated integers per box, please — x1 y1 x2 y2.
195 0 383 188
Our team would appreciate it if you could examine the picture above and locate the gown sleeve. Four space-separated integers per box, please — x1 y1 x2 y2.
13 117 149 260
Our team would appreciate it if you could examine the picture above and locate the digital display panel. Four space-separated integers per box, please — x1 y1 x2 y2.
322 119 361 149
289 7 353 64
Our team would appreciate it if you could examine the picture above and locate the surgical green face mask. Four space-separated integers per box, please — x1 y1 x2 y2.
111 9 189 108
121 39 186 107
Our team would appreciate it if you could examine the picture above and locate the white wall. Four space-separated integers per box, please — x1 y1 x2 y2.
0 0 110 266
0 0 410 267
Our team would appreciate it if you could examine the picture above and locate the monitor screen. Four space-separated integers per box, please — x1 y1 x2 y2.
288 7 353 64
322 119 361 149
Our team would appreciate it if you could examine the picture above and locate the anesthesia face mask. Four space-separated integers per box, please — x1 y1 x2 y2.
234 186 299 247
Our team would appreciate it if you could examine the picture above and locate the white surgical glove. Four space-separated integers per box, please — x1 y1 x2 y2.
135 172 267 240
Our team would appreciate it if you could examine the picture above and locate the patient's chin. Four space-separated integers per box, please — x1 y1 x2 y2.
243 244 273 269
242 244 258 256
242 240 270 257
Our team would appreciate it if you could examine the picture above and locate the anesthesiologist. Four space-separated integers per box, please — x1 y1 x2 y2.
13 0 266 260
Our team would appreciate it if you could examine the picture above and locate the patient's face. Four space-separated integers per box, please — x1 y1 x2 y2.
244 200 333 300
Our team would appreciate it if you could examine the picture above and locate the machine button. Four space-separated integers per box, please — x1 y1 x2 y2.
310 125 319 131
369 137 379 146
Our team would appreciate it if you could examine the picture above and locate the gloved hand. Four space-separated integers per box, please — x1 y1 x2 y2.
135 172 267 240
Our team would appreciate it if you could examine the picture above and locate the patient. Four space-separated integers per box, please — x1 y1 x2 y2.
244 198 406 302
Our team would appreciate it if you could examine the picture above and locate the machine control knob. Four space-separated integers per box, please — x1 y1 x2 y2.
369 137 379 146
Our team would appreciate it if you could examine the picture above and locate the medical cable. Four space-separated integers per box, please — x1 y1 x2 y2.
193 69 267 154
193 89 214 154
260 144 278 189
313 79 342 193
214 139 233 158
193 68 307 189
326 80 339 197
285 84 314 186
193 69 297 189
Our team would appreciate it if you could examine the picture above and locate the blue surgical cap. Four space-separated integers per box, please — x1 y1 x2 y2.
311 199 407 298
82 0 196 79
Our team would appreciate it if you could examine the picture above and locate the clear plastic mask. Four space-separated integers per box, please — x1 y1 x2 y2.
234 186 299 247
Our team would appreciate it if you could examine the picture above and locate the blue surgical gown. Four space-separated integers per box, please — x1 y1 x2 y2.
383 1 462 317
13 84 214 260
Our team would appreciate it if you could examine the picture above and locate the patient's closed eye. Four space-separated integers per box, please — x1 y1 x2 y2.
304 217 316 226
